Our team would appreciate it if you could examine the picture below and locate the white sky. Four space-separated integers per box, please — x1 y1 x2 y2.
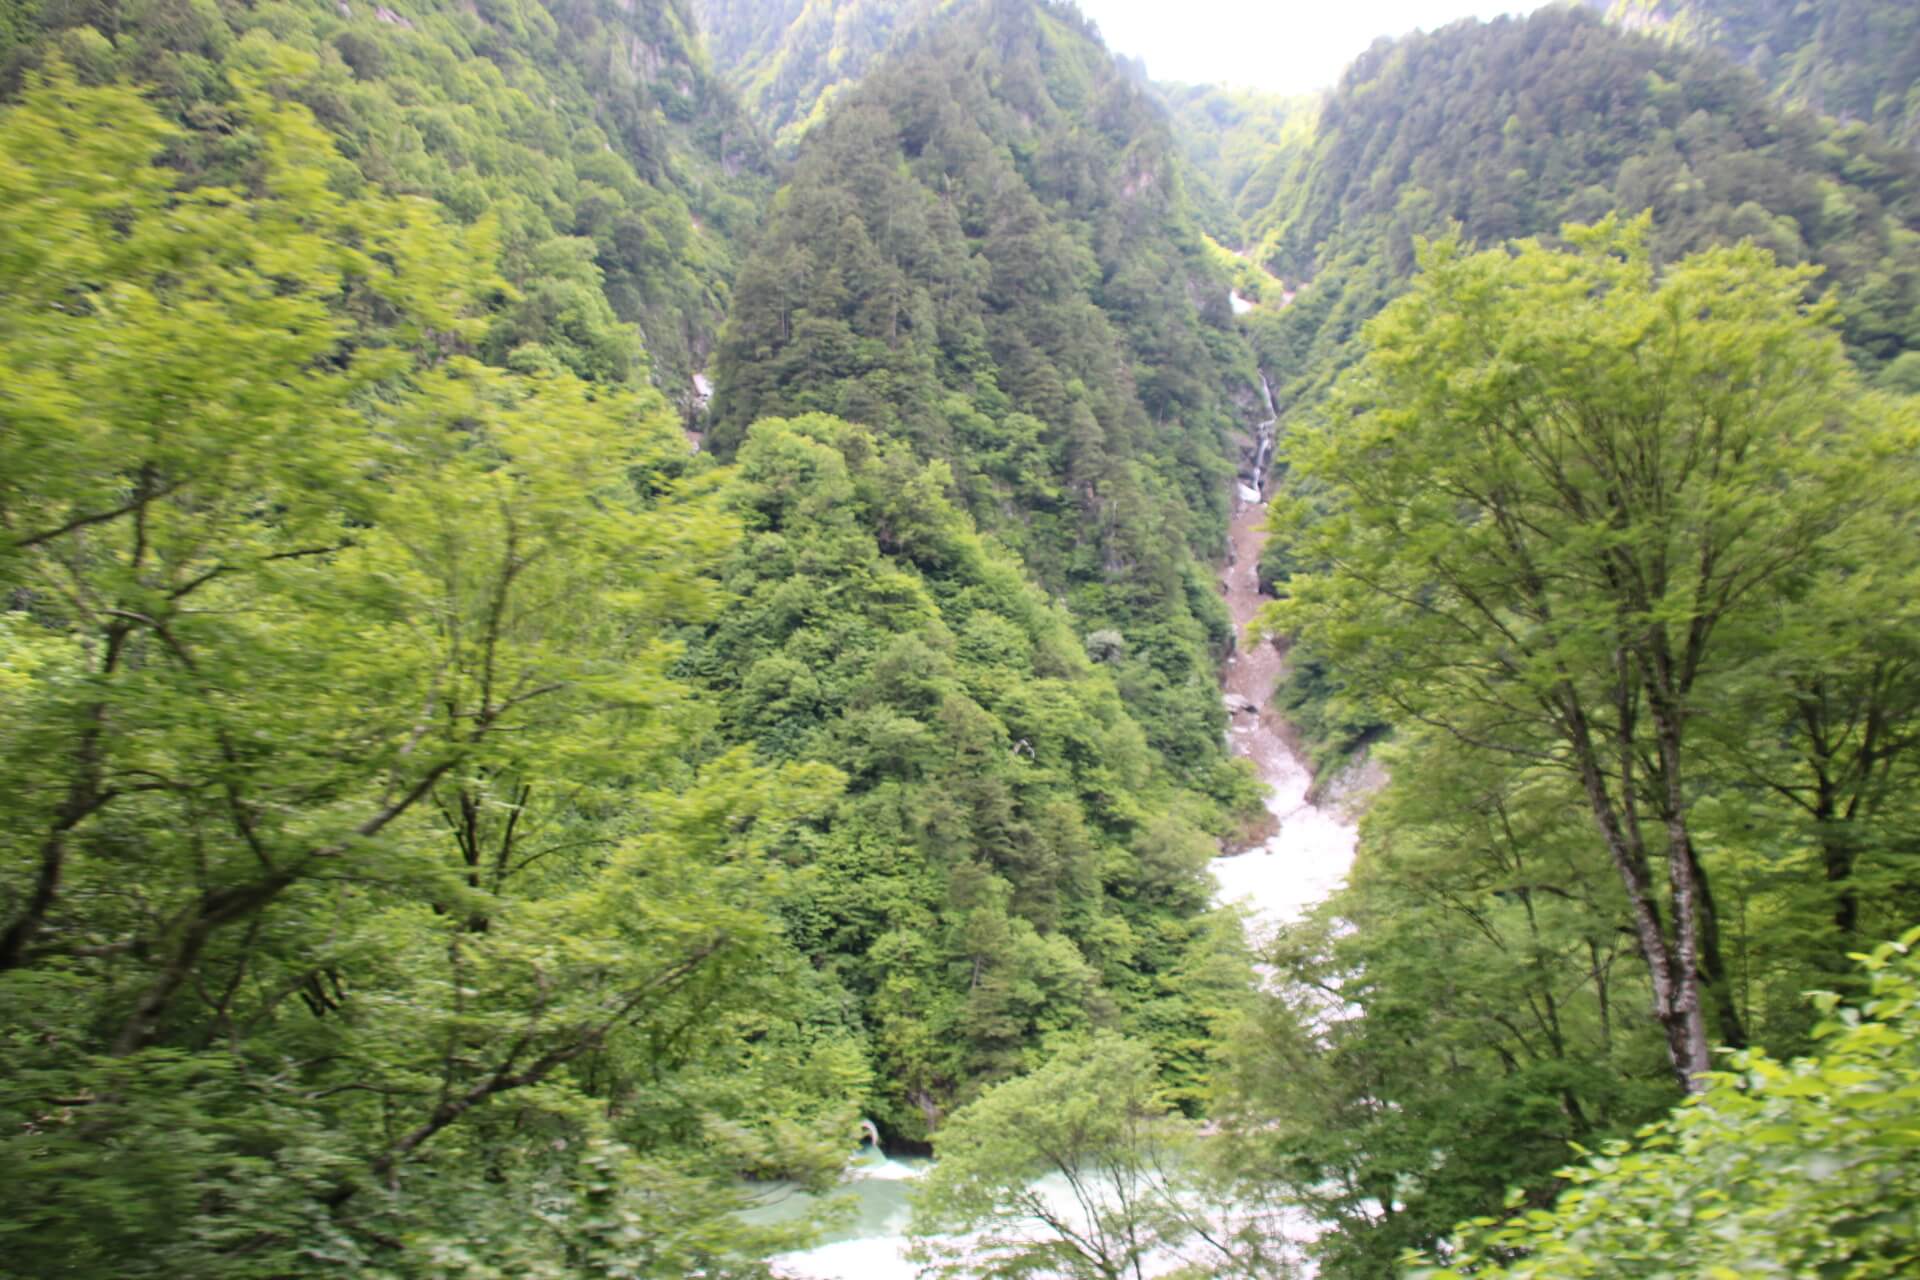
1075 0 1536 95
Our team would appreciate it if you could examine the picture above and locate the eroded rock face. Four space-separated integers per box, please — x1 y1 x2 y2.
1223 693 1258 716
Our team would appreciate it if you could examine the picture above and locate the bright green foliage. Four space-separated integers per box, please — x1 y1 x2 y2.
0 70 848 1276
685 415 1255 1141
1273 217 1919 1065
710 0 1260 782
1222 220 1920 1272
1243 6 1920 705
1242 8 1919 773
693 0 951 149
1418 927 1920 1280
1609 0 1920 150
907 1032 1230 1279
4 0 770 399
1201 18 1920 1260
17 0 1920 1274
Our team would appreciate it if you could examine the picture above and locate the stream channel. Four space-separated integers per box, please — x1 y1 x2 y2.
750 380 1360 1278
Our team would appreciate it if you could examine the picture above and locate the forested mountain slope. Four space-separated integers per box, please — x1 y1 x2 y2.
682 2 1269 1145
1228 218 1920 1274
681 412 1255 1142
0 1 1266 1270
0 55 856 1273
692 0 949 146
1232 2 1920 768
9 0 1920 1276
2 0 770 402
1605 0 1920 149
709 0 1261 788
1153 81 1317 246
1199 7 1920 1274
1247 3 1918 411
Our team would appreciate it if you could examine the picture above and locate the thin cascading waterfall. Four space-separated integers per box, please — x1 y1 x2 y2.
1247 372 1278 499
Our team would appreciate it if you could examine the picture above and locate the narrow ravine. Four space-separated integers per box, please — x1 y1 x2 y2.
1210 383 1359 935
765 387 1358 1279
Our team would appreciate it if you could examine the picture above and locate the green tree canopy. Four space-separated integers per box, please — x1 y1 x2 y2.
1267 215 1917 1089
907 1032 1241 1280
1418 926 1920 1280
0 66 845 1277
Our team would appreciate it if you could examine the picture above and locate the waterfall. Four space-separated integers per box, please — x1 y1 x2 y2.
859 1118 882 1152
1246 372 1278 500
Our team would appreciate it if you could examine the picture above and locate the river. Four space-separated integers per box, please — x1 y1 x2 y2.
1210 385 1362 937
762 386 1361 1278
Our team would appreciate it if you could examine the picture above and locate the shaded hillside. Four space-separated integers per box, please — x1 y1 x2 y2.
709 0 1263 786
681 413 1255 1141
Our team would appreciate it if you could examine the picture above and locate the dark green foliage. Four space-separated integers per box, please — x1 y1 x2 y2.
1249 3 1919 403
683 415 1253 1140
1419 929 1920 1280
4 0 772 399
710 0 1261 782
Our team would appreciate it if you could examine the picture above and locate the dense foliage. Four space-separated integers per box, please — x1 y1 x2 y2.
1221 219 1920 1275
1420 928 1920 1280
681 414 1253 1141
2 0 770 401
1245 2 1920 413
1153 81 1316 248
1240 1 1920 768
1 9 1266 1269
710 0 1262 790
10 0 1920 1275
1607 0 1920 151
0 69 847 1277
692 0 948 148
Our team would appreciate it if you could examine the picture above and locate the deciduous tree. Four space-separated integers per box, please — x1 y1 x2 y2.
1268 216 1912 1090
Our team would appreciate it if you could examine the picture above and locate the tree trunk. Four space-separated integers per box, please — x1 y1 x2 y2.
1560 684 1708 1092
1650 706 1713 1087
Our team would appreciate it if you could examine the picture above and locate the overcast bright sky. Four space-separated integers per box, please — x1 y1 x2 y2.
1075 0 1537 95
